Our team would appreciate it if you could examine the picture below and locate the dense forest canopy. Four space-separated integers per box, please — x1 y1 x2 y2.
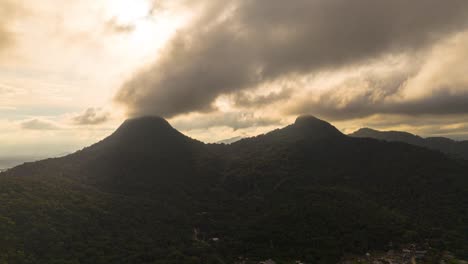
0 116 467 263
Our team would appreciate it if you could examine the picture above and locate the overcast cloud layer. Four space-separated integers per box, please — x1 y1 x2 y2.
3 0 468 158
117 0 468 121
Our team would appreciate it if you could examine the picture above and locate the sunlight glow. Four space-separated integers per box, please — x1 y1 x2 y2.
103 0 192 58
94 0 194 103
106 0 151 25
128 13 183 53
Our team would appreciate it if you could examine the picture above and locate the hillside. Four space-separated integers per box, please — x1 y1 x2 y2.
350 128 468 160
0 116 467 263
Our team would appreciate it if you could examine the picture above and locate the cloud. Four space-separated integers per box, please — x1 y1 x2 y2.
104 18 136 34
232 88 292 108
116 0 468 118
287 32 468 120
72 108 110 125
339 113 468 140
20 119 60 131
0 0 21 52
171 112 281 131
0 83 19 95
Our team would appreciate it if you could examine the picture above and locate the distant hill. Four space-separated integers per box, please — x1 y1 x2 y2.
0 156 46 171
350 127 468 159
1 116 467 263
216 136 244 144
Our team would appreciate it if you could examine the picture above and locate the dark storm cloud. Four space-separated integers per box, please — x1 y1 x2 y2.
290 88 468 121
288 33 468 121
232 88 292 108
73 108 109 125
116 0 468 118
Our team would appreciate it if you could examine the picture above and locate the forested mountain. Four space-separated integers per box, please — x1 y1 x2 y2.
1 116 467 263
350 127 468 160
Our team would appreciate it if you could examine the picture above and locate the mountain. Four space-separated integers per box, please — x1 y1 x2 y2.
0 116 467 263
216 136 244 144
350 127 468 159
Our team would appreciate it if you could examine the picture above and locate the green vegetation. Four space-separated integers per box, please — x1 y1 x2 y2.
0 116 467 263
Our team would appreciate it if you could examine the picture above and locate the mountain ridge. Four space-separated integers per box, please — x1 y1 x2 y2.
350 127 468 159
0 115 467 263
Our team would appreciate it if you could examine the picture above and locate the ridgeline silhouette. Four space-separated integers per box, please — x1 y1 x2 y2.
1 116 467 263
350 127 468 160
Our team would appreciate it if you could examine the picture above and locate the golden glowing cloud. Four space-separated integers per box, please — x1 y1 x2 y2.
105 0 152 25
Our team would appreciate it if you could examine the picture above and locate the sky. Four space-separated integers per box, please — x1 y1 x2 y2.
2 0 468 159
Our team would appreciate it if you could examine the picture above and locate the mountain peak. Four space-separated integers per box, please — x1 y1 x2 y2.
353 127 378 133
350 127 425 147
107 116 188 145
350 127 422 140
292 115 343 137
119 116 172 131
115 116 173 134
259 115 344 141
294 115 325 126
